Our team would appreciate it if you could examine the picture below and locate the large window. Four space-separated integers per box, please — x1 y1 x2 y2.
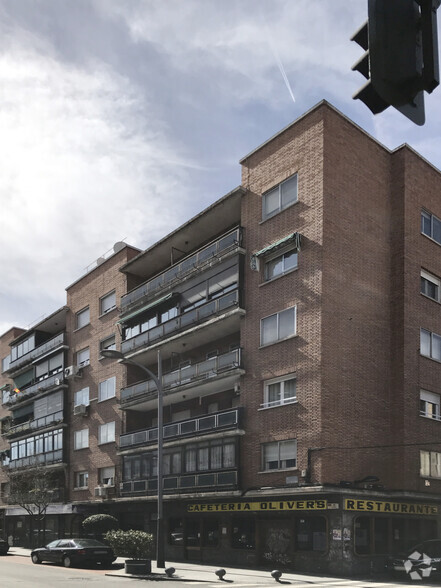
421 270 440 302
420 328 441 361
76 307 90 329
74 387 90 407
262 375 297 409
76 347 90 367
99 421 116 444
100 291 116 315
262 439 297 471
75 471 88 489
10 334 35 362
10 429 63 462
99 466 115 486
264 249 298 281
420 450 441 478
295 517 327 551
261 307 296 346
99 377 116 402
100 335 116 355
262 174 298 220
422 210 441 244
420 390 440 420
35 352 63 381
74 428 89 450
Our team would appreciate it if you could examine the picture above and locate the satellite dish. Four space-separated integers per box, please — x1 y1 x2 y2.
113 242 125 253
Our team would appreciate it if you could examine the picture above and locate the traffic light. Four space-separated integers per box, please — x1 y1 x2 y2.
351 0 440 126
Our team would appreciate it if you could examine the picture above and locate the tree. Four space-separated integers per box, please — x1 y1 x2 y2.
82 514 119 539
8 463 56 547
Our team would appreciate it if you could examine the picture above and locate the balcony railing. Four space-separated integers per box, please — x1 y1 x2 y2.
121 289 240 355
121 228 242 313
5 373 65 406
7 410 64 438
120 469 238 495
121 349 242 405
8 333 66 373
8 449 64 470
120 407 242 449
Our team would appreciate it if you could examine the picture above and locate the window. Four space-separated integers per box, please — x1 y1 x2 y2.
296 517 327 551
2 355 10 373
262 174 298 220
75 471 88 488
422 210 441 244
74 387 90 407
99 376 116 402
265 249 298 281
76 307 90 329
100 335 116 355
420 450 441 478
420 390 441 420
77 347 90 367
232 518 255 549
261 307 296 346
99 421 115 444
262 375 297 408
100 291 116 315
35 352 63 380
74 428 89 450
99 466 115 486
262 439 297 471
420 329 441 361
421 270 440 301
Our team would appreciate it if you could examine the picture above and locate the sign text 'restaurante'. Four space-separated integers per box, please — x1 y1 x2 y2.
345 499 438 515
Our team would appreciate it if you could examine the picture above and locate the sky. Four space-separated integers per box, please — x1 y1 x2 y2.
1 0 441 336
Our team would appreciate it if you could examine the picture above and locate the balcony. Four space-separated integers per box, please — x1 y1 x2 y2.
4 373 65 406
120 469 238 496
121 349 242 407
121 228 242 314
120 407 243 449
8 449 64 470
6 410 64 439
121 289 241 356
8 333 67 373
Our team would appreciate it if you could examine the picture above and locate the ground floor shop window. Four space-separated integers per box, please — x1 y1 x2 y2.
232 517 255 549
295 516 327 552
354 516 437 555
168 518 220 547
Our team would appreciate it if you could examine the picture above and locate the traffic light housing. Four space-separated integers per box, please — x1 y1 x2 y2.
351 0 440 126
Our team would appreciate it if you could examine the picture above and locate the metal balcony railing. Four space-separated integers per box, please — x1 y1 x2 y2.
121 289 240 354
120 349 242 405
120 407 242 449
5 373 65 406
120 469 238 495
121 228 242 313
7 410 64 437
8 449 64 470
8 333 66 373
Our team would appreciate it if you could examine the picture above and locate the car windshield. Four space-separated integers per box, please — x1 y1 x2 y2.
73 539 107 548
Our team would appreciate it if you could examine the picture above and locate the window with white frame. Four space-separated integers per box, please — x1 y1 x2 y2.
262 439 297 471
420 328 441 361
262 375 297 408
421 270 440 302
422 210 441 244
99 466 115 486
76 307 90 329
99 421 115 444
74 428 89 450
99 377 116 402
261 307 296 346
420 390 441 420
100 291 116 315
262 174 298 220
77 347 90 367
74 387 90 407
420 450 441 478
264 249 298 281
100 335 116 355
75 471 89 488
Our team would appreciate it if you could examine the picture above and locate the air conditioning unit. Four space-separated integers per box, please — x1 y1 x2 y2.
94 486 108 497
64 366 82 379
74 404 88 416
54 378 61 386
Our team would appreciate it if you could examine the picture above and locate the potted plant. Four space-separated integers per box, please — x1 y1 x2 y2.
104 529 154 575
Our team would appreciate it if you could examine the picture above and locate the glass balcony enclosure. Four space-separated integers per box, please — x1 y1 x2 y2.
8 333 66 373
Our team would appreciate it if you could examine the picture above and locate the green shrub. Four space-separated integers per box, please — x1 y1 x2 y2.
82 514 119 536
104 529 155 560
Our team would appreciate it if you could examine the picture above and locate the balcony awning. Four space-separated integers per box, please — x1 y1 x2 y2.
250 232 301 271
117 292 177 325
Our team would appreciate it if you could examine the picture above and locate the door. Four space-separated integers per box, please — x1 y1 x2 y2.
259 520 293 566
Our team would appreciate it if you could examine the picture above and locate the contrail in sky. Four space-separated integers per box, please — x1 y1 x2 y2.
262 14 296 104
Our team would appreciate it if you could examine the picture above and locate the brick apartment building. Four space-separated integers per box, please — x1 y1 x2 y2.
1 100 441 575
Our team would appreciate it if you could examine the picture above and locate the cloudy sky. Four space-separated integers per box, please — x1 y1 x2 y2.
1 0 441 335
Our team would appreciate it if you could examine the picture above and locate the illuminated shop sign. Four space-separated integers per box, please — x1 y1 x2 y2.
344 499 438 515
187 500 327 512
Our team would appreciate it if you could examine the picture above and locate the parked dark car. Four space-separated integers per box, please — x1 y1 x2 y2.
388 539 441 580
30 538 115 568
0 538 9 555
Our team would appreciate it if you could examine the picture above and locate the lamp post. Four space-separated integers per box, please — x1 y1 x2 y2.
101 348 165 569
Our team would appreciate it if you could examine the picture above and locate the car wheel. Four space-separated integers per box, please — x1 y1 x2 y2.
63 555 72 568
31 553 41 564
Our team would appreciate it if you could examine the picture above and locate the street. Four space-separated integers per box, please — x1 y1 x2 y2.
0 552 440 588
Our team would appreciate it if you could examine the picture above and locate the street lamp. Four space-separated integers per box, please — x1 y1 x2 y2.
101 348 165 569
